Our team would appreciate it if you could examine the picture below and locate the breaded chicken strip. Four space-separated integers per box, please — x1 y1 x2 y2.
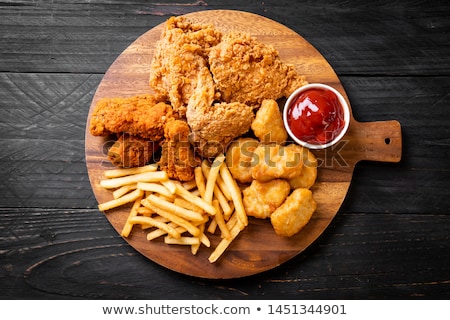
186 67 254 158
271 188 316 237
149 16 222 117
209 32 308 106
158 119 199 181
243 179 291 219
89 94 173 141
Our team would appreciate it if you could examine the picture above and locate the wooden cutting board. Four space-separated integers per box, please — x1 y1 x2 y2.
85 10 402 279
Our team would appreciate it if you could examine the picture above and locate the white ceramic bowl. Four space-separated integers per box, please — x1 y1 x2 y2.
283 83 350 149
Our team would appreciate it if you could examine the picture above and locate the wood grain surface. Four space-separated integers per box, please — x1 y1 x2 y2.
85 10 401 278
1 0 449 298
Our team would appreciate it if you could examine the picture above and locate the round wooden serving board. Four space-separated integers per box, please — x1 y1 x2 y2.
85 10 402 279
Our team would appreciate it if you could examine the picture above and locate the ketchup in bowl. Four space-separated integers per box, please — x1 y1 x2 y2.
283 84 350 149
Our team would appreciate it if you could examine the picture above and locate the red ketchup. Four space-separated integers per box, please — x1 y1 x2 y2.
287 88 346 145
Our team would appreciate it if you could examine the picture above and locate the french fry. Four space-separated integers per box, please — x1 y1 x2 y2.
98 189 144 212
182 179 197 191
211 183 232 218
174 184 216 216
113 184 137 199
120 194 143 237
207 217 218 234
201 159 232 201
219 164 248 227
174 198 203 213
203 154 225 204
129 216 181 239
161 179 177 194
137 206 154 216
164 236 200 246
146 222 184 241
142 199 201 237
212 200 231 240
100 171 168 189
104 163 158 179
137 182 174 199
194 166 206 198
145 194 204 222
208 221 243 263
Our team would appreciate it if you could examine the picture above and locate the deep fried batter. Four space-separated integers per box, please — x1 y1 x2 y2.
226 137 259 184
186 66 254 158
209 32 308 106
251 99 287 144
149 16 222 117
89 94 172 141
251 143 304 182
108 133 159 168
270 188 316 237
288 148 318 189
243 179 291 219
158 119 199 181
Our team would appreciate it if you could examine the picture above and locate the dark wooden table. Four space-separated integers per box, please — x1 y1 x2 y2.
1 0 449 299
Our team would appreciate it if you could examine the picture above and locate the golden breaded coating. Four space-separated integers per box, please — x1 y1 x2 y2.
158 119 199 181
186 66 255 158
209 32 308 106
251 143 304 182
270 188 316 237
226 137 259 184
89 94 172 141
288 148 318 189
251 99 287 144
243 179 291 219
107 133 159 168
149 16 222 117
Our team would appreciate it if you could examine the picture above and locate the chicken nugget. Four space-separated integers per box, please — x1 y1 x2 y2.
270 188 316 237
243 179 290 219
288 148 318 189
251 143 303 182
251 99 287 144
226 137 259 184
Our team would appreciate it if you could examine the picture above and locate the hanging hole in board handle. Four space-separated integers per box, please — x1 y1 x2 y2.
350 120 402 163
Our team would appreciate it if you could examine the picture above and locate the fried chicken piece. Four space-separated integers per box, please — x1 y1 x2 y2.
271 188 316 237
149 16 222 117
186 66 254 158
107 133 159 168
158 119 199 181
209 32 308 106
226 137 259 184
288 148 318 189
243 179 291 219
251 99 288 144
89 94 173 141
251 143 304 182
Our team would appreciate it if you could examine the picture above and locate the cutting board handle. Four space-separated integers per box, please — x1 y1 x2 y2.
349 120 402 163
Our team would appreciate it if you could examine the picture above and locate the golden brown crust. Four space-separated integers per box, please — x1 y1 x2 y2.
243 179 291 219
270 188 317 237
209 32 307 105
89 94 172 141
251 99 288 145
158 119 199 181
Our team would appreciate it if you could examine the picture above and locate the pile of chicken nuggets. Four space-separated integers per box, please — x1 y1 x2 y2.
90 16 317 238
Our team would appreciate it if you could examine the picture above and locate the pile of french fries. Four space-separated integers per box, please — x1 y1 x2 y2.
97 154 247 263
